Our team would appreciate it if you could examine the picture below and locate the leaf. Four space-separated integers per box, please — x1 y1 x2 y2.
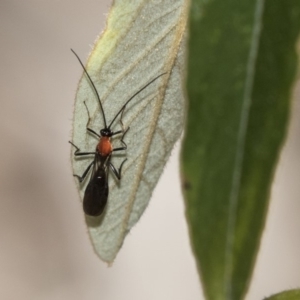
181 0 300 299
71 0 188 262
264 289 300 300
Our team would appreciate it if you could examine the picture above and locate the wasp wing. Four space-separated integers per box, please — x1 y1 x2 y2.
83 155 109 217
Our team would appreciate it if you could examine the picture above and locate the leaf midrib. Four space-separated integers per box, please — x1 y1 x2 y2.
224 0 265 297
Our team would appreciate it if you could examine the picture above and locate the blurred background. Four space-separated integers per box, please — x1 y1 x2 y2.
0 1 299 299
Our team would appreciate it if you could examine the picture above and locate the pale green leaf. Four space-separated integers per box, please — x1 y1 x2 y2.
71 0 188 263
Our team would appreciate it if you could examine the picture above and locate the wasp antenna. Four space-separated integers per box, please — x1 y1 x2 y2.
71 49 107 128
108 72 168 129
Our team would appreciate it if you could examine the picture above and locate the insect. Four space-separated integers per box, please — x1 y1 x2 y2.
70 49 166 217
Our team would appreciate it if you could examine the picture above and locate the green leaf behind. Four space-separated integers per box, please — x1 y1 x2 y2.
181 0 300 299
264 289 300 300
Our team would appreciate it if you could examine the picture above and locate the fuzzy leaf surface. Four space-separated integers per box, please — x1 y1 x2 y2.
71 0 188 262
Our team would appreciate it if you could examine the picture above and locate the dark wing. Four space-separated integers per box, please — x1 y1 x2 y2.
83 155 109 216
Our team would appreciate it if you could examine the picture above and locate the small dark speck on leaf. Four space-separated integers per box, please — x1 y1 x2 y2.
182 179 192 190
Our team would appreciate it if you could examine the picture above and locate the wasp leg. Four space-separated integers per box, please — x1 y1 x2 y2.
109 158 127 180
82 101 101 138
113 126 130 152
73 160 94 183
87 127 100 138
113 106 130 151
111 108 126 137
111 130 123 136
69 141 96 156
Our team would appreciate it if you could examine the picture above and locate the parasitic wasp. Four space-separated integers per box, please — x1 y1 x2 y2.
70 49 166 217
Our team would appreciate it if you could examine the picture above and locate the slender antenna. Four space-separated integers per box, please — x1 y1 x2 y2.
108 72 167 129
71 49 107 128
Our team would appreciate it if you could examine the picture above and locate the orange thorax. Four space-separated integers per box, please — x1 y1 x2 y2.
97 137 113 157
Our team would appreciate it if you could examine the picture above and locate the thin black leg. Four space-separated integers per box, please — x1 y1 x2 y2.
73 160 94 183
111 130 123 136
87 127 100 138
111 106 128 139
113 126 130 152
109 158 127 180
83 101 100 138
69 141 96 156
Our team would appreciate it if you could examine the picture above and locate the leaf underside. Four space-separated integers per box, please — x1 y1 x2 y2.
71 0 188 262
